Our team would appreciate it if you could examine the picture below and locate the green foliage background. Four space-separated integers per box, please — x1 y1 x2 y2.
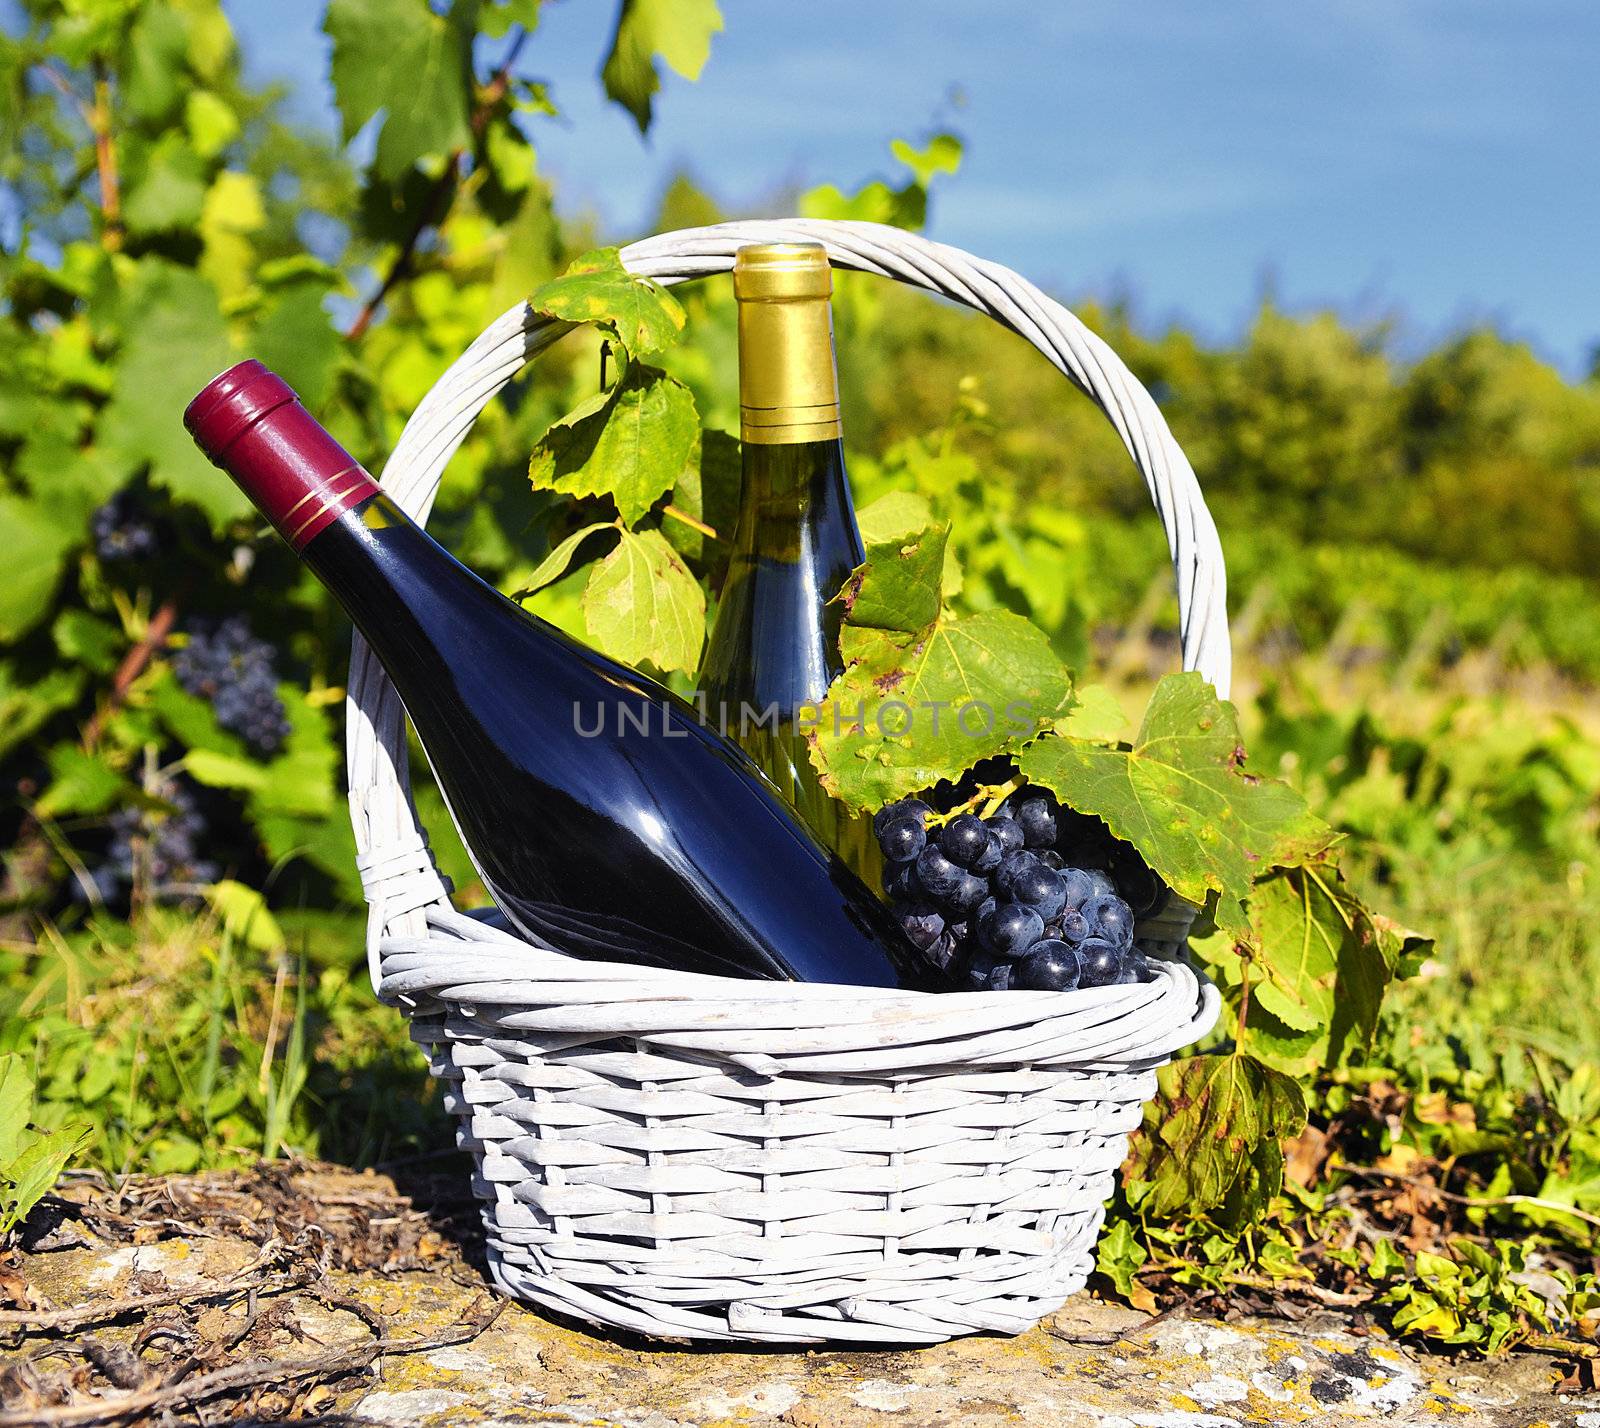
2 0 1598 1360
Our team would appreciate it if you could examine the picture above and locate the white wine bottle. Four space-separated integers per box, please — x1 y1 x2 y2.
697 243 878 883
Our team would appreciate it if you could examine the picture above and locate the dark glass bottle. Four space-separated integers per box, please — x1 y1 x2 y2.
184 361 914 987
698 243 878 882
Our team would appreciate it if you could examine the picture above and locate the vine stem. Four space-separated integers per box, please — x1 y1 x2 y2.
82 597 180 749
35 60 120 249
89 61 122 251
346 26 530 342
661 503 717 539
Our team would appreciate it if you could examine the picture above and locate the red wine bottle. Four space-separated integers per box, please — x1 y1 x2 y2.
698 244 879 884
184 361 916 987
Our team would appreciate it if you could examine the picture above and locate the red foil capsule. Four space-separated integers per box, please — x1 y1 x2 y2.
184 360 381 551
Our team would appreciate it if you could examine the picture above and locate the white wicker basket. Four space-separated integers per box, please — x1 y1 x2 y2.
347 220 1227 1345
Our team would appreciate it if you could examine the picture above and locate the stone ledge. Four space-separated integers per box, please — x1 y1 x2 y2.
2 1163 1590 1427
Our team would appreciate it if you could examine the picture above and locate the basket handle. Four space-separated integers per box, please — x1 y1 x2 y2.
343 219 1232 983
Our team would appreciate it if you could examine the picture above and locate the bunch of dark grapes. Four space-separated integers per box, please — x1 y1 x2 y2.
90 490 160 563
173 615 292 755
875 788 1168 993
87 779 220 907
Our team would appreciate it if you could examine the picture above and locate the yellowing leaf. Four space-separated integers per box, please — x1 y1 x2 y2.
1133 1052 1307 1221
1018 672 1332 938
602 0 723 133
205 879 286 952
529 364 698 526
810 517 1072 811
582 527 705 673
530 247 686 357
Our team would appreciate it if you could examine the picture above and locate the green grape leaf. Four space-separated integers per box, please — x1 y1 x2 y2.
529 248 686 357
249 692 339 819
124 3 190 122
601 0 724 134
511 522 615 601
324 0 472 181
98 263 249 533
0 493 76 642
1017 672 1332 938
529 364 698 526
663 427 740 580
810 522 1073 812
890 134 964 189
1095 1217 1149 1302
0 663 84 763
0 1055 33 1169
854 490 962 597
124 133 209 236
0 1124 89 1235
1054 683 1128 742
1131 1051 1307 1220
34 744 127 819
481 0 542 40
582 527 705 674
52 610 121 676
1191 862 1431 1076
204 879 287 952
251 282 342 413
185 90 240 159
185 748 269 793
843 518 948 632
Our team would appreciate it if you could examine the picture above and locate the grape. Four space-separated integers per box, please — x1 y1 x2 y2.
915 845 963 900
975 895 997 928
923 930 960 973
895 902 945 951
880 816 926 864
945 919 969 945
1036 849 1064 870
995 849 1040 896
874 797 929 837
964 950 1015 992
1077 937 1125 987
979 903 1044 958
1111 844 1168 918
949 872 990 912
1058 867 1096 912
1059 907 1090 945
1083 870 1117 899
971 832 1003 875
1016 796 1057 848
90 778 219 906
940 813 989 868
1011 865 1067 921
1016 940 1082 991
987 815 1024 854
1083 892 1135 951
883 861 918 899
173 616 291 755
91 490 159 563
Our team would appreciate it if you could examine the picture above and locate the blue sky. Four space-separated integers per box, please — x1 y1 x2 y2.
228 0 1600 374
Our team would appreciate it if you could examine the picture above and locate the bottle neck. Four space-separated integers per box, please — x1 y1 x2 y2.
185 360 382 552
731 438 862 567
736 288 843 447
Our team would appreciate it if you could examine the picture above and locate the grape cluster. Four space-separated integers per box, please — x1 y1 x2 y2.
90 490 160 563
87 779 219 906
875 789 1168 993
173 616 292 755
